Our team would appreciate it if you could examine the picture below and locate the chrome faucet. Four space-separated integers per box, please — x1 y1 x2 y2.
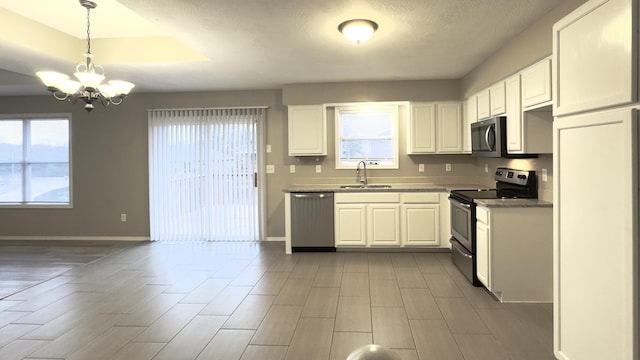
356 161 368 185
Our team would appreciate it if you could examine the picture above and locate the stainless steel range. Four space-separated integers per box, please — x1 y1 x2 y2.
449 168 538 286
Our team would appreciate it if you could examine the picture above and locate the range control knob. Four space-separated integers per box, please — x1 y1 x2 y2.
517 174 527 180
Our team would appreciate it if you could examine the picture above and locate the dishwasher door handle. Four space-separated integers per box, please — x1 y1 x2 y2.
292 193 331 199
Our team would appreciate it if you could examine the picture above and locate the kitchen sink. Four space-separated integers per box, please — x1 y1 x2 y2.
339 184 392 189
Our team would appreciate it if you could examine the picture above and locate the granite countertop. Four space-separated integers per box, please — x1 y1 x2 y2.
283 183 490 193
474 198 553 208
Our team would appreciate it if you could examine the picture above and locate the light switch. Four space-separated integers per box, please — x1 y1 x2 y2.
266 144 272 153
290 165 296 173
542 168 548 182
266 165 275 174
315 165 322 173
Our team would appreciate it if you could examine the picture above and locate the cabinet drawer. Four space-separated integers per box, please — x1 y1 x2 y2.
401 192 440 203
335 192 400 203
476 206 489 224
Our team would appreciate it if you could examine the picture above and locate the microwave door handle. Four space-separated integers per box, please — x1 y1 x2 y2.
485 126 494 151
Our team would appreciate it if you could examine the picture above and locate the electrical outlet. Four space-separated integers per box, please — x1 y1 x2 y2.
418 164 425 172
120 213 127 222
446 163 452 172
290 165 296 173
266 165 275 174
266 144 272 153
315 165 322 173
542 168 548 182
484 163 489 173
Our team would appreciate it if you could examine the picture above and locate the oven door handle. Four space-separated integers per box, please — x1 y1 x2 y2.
450 239 473 259
450 197 471 208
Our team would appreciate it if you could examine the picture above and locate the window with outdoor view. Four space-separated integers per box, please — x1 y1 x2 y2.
0 116 71 206
335 104 399 169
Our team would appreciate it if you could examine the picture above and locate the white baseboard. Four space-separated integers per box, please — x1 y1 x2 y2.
265 237 285 242
0 236 150 242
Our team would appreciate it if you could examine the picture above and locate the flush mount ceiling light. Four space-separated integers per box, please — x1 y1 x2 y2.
338 19 378 44
36 0 135 112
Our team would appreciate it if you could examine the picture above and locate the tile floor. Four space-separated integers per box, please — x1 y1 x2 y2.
0 241 555 360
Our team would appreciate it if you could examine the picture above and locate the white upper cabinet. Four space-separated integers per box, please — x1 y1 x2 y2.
287 105 327 156
521 56 552 110
505 74 523 153
462 95 477 153
477 89 491 120
408 102 463 154
408 103 437 153
436 103 463 153
489 81 506 116
553 0 636 116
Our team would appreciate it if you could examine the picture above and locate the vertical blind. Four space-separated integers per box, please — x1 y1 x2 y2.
148 108 263 242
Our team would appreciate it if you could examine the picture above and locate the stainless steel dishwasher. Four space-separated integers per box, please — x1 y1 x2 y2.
291 192 335 252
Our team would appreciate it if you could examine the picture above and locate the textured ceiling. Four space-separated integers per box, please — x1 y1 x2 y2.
0 0 565 96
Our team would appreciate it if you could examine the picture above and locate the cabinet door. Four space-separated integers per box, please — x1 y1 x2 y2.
505 74 523 153
436 103 463 153
477 89 491 120
554 108 637 360
475 220 490 289
463 96 477 153
402 204 439 246
408 103 436 154
288 105 326 156
521 57 552 109
335 204 367 246
553 0 635 116
489 82 506 116
368 204 400 246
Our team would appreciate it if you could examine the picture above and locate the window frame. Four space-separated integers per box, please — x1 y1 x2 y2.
334 103 400 170
0 113 72 208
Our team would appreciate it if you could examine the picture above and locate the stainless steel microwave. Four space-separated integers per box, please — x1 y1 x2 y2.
471 116 507 157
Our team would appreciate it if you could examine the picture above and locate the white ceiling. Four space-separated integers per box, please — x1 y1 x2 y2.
0 0 565 96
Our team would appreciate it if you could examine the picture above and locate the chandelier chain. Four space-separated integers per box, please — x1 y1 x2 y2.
86 5 91 55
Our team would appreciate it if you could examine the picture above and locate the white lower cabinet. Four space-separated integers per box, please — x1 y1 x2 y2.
475 205 552 302
335 192 443 248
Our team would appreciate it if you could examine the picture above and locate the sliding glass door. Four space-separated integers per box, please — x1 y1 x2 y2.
148 108 263 242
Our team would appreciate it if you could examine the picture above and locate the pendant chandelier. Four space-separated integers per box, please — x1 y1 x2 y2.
36 0 135 112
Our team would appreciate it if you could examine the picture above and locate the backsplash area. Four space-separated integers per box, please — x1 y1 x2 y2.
477 155 553 202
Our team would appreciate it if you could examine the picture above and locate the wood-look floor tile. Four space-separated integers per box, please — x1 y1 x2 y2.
454 333 510 360
0 339 48 360
223 295 276 330
371 307 415 349
394 267 427 288
329 332 372 360
0 300 22 311
197 329 254 360
250 271 290 295
267 256 298 272
3 276 72 301
436 297 490 334
285 318 334 360
370 278 403 307
15 292 104 325
230 265 269 286
390 253 417 267
154 315 227 360
179 278 231 304
250 305 303 345
0 310 29 328
301 287 339 318
67 326 145 360
288 262 319 279
274 278 313 305
133 303 205 343
334 296 371 332
423 273 464 298
339 272 369 297
29 314 123 358
240 345 288 360
455 280 502 309
162 271 209 294
414 253 448 274
410 319 465 360
400 288 442 320
312 268 342 288
109 342 165 360
116 293 185 326
6 284 79 312
95 284 168 314
368 264 397 280
343 254 369 273
392 349 420 360
200 286 252 315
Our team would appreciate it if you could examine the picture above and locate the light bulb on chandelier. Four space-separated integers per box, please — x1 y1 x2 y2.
36 0 134 112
